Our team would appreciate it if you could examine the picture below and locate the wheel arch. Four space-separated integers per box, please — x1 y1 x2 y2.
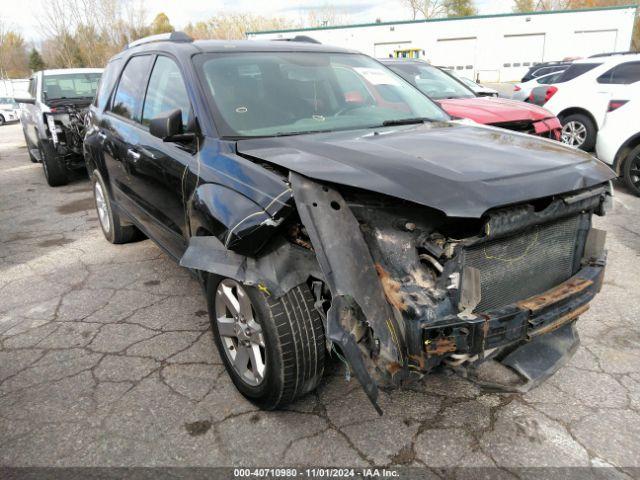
612 133 640 176
557 107 598 132
188 182 292 257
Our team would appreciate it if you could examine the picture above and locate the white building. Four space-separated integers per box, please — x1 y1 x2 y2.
248 5 637 82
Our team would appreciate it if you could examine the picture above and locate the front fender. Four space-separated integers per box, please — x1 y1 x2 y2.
189 182 292 256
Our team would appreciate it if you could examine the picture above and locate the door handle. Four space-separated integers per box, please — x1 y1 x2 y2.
98 131 107 140
127 148 141 161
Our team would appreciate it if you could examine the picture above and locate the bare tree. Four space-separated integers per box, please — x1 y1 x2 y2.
400 0 447 19
185 13 298 40
37 0 149 68
306 5 347 27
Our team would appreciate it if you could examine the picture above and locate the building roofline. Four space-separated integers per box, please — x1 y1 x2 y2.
247 5 637 36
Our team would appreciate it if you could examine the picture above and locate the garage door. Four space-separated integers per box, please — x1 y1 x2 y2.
430 37 477 79
574 30 618 57
501 33 546 82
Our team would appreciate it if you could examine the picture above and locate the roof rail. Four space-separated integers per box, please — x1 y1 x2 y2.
589 51 638 58
127 31 193 49
272 35 321 44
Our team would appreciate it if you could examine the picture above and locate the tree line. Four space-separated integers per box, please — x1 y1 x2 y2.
0 0 638 78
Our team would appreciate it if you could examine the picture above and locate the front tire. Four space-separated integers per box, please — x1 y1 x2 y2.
39 140 68 186
207 277 325 409
622 145 640 196
91 170 139 244
0 115 5 126
560 113 596 151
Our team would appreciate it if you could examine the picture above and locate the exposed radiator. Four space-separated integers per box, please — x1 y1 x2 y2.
464 214 583 312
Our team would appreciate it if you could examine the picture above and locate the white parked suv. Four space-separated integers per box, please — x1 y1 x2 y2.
15 68 102 186
529 53 640 151
596 92 640 196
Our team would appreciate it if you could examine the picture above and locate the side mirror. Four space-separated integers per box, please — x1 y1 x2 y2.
149 109 183 140
14 97 35 105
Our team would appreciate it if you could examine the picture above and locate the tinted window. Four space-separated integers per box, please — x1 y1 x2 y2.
597 62 640 84
95 58 122 109
537 71 565 84
142 56 191 126
111 55 152 122
556 63 601 82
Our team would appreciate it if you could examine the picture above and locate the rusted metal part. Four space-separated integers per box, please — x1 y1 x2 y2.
290 172 408 414
528 303 590 339
425 337 457 356
375 263 408 312
517 277 593 312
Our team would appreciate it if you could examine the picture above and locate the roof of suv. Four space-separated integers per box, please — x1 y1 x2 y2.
124 39 354 57
573 53 640 65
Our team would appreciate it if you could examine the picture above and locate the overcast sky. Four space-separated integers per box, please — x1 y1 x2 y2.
2 0 514 42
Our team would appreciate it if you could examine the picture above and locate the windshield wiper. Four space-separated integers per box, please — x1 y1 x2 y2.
381 117 430 127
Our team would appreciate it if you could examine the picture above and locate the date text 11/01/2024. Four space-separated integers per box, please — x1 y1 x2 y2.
233 468 400 478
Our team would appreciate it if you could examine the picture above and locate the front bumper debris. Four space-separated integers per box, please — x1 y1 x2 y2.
421 260 604 357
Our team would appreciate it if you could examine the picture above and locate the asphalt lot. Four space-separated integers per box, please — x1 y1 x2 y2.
1 122 640 474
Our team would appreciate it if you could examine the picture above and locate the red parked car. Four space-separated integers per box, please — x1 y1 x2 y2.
383 59 562 140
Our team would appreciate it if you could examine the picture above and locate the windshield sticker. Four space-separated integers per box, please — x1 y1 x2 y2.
353 68 401 86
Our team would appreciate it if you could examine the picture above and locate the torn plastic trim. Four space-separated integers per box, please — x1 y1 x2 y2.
179 235 322 298
290 172 408 415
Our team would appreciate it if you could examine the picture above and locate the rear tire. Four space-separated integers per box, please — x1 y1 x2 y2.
0 115 5 126
560 113 596 151
91 169 139 244
207 276 325 409
622 145 640 196
39 140 68 186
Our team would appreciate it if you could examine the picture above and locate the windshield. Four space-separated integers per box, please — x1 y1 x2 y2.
195 52 448 138
43 72 102 101
386 63 475 100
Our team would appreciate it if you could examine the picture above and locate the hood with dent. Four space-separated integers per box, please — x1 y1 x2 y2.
437 97 555 125
236 122 614 218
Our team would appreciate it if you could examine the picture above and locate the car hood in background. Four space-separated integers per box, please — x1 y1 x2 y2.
437 97 555 124
236 122 614 218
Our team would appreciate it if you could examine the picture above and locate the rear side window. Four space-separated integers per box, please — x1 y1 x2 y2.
556 63 601 82
111 55 152 122
142 56 192 126
95 58 123 109
597 62 640 84
538 71 564 85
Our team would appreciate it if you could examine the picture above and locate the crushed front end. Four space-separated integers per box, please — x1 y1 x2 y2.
291 173 610 411
492 117 562 141
43 104 89 168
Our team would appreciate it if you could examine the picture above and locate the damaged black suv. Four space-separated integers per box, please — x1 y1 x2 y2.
84 32 615 412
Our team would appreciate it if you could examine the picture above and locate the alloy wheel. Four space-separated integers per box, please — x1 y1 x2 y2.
214 279 266 386
94 181 111 234
629 153 640 190
561 121 587 147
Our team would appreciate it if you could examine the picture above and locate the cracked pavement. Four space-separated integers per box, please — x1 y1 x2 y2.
1 123 640 474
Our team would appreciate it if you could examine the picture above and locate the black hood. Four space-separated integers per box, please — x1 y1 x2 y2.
236 122 615 218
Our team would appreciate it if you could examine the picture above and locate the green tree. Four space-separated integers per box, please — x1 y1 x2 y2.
150 13 174 35
28 48 46 72
444 0 477 17
513 0 535 12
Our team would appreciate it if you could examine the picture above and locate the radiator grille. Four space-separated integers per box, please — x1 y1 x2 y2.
464 215 582 312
